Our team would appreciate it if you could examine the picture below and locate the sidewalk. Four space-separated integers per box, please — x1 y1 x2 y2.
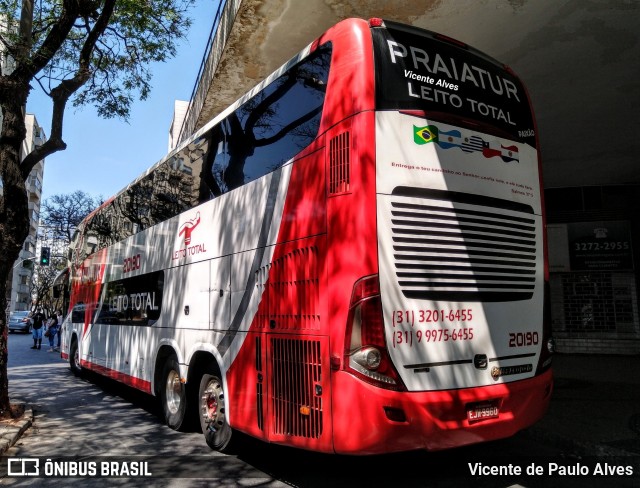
0 404 32 455
1 354 639 456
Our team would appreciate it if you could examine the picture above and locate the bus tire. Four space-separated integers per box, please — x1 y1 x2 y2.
160 356 188 431
69 338 82 376
199 371 233 452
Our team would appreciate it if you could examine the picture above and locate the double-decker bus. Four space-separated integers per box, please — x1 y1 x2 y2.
60 18 553 455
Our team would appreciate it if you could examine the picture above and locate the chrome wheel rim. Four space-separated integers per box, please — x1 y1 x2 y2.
201 378 225 432
165 370 182 415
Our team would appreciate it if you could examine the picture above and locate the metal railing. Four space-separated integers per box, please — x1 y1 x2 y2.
177 0 236 144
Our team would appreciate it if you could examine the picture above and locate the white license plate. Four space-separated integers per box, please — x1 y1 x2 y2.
467 402 499 422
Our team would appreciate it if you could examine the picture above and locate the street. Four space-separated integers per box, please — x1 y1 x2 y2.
2 331 638 487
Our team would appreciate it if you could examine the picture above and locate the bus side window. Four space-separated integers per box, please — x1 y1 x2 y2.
71 304 84 323
205 45 332 196
231 46 331 188
210 121 232 194
195 128 223 202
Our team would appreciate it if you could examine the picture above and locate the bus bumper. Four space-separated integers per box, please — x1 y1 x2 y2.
331 368 553 455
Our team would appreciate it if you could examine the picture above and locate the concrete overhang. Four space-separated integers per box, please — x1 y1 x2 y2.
180 0 640 189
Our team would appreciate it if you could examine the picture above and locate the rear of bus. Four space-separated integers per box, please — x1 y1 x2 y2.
333 19 553 454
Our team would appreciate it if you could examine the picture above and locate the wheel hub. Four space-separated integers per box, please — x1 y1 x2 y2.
165 370 182 415
201 380 224 432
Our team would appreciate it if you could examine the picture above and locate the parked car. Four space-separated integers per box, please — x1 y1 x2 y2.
8 310 32 333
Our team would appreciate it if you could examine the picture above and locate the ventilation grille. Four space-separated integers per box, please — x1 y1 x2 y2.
255 246 320 330
391 187 538 302
271 338 323 438
329 132 350 194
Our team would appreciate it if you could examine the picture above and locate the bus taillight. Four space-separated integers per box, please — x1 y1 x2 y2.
345 275 406 391
536 282 554 375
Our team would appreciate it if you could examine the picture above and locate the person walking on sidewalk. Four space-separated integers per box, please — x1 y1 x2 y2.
55 309 63 352
30 308 46 350
45 313 59 352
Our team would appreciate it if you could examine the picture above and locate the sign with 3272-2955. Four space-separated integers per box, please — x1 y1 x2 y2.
568 221 634 271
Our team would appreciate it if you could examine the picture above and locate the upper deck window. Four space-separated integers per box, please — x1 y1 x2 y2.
207 44 332 195
74 45 332 259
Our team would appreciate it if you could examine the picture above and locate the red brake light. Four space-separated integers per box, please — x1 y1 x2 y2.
350 274 379 304
358 296 385 347
434 33 468 49
344 275 405 391
369 18 384 28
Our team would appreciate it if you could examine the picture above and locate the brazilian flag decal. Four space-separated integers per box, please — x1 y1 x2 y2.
414 125 439 145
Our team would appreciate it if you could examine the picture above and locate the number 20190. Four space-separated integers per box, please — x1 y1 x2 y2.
508 331 539 347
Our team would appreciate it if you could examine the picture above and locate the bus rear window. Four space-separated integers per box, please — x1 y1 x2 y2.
372 21 536 146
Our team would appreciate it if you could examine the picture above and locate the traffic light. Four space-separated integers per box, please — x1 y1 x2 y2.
40 247 50 266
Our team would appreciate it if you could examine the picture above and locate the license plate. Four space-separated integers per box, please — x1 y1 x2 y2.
467 402 499 422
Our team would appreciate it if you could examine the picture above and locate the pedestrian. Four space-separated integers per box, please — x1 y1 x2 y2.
31 308 46 350
55 309 63 352
45 312 60 352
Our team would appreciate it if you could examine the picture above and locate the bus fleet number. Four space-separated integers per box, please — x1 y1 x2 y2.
508 331 539 348
123 254 141 274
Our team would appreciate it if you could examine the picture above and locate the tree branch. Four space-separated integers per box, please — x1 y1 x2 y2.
12 0 80 82
20 0 117 179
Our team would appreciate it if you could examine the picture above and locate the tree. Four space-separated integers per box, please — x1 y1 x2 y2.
28 259 60 312
37 190 99 311
0 0 195 418
40 190 101 243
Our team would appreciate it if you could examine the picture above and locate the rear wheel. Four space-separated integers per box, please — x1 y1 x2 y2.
199 371 234 452
160 356 188 430
69 339 82 376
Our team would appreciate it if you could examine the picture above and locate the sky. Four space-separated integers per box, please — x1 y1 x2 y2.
26 0 221 202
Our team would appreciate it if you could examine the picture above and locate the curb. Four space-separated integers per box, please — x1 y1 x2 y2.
0 406 33 455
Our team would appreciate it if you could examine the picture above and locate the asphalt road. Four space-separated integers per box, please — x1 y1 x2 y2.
2 331 636 487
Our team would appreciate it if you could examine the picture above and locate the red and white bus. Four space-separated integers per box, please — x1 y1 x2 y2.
60 18 553 455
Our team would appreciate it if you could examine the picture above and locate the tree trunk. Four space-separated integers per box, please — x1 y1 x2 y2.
0 95 31 417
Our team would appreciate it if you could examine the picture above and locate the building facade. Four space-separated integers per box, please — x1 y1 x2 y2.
1 15 48 312
5 115 46 312
168 100 190 152
546 185 640 355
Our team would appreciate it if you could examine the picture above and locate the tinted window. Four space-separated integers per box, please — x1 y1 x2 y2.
82 137 209 252
98 271 164 326
208 44 332 193
77 45 331 256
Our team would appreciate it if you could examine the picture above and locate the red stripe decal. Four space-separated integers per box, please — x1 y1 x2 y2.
80 360 152 394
